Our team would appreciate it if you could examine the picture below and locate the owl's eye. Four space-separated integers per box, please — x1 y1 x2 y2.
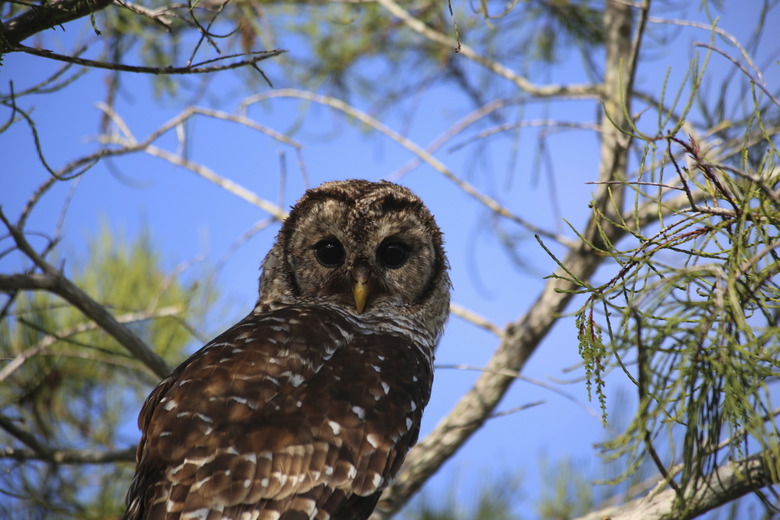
377 240 410 269
314 238 346 267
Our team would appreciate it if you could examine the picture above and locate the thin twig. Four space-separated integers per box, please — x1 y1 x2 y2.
695 43 780 108
648 16 768 87
113 0 177 30
435 363 607 425
448 303 503 337
141 144 288 220
448 119 600 153
1 445 136 464
387 97 521 181
7 44 285 75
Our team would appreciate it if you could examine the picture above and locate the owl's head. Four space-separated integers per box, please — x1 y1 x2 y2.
258 180 450 338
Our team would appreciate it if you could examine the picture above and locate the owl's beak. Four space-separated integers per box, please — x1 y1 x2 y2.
353 280 369 314
351 261 371 314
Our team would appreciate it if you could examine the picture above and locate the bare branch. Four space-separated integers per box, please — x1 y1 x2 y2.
574 451 779 520
0 0 113 46
143 144 289 221
374 0 601 99
6 44 285 76
648 16 768 87
448 119 600 154
372 3 645 516
113 0 178 30
695 42 780 108
0 306 185 383
387 97 520 181
1 444 136 464
435 363 606 425
242 89 578 249
0 213 171 379
449 303 503 337
93 103 293 220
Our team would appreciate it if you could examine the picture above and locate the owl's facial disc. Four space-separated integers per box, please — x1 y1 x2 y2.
264 180 449 323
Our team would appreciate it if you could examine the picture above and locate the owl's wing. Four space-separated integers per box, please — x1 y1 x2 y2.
124 306 431 520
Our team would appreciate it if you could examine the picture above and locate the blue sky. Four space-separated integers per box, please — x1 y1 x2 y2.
3 1 779 517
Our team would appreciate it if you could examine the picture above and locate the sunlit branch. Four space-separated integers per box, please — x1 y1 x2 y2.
374 0 601 99
142 144 288 221
574 451 779 520
113 0 179 30
31 101 303 183
448 303 502 337
98 102 302 151
92 104 292 220
372 4 644 517
241 89 578 249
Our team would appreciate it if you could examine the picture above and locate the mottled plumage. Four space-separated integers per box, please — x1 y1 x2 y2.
124 180 450 520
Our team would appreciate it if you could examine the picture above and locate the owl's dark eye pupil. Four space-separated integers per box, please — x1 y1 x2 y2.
377 240 409 269
314 239 345 267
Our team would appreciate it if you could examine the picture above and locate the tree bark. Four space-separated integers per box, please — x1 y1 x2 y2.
574 451 779 520
373 2 640 517
1 0 113 48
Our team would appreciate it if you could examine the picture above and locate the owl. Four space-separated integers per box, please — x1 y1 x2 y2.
123 180 450 520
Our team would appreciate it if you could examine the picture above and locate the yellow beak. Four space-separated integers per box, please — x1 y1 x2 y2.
352 279 369 314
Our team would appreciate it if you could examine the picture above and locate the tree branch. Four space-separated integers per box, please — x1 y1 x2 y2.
242 89 578 249
449 303 502 337
0 305 185 383
6 44 285 76
374 0 601 99
574 451 779 520
1 0 113 47
0 413 54 459
0 212 171 379
1 440 136 464
373 2 644 516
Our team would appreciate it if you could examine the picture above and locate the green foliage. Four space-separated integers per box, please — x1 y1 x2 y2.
536 457 594 520
575 125 780 513
0 223 215 518
526 0 605 63
575 310 608 424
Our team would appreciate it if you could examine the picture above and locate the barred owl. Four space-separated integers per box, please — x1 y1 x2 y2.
124 180 450 520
